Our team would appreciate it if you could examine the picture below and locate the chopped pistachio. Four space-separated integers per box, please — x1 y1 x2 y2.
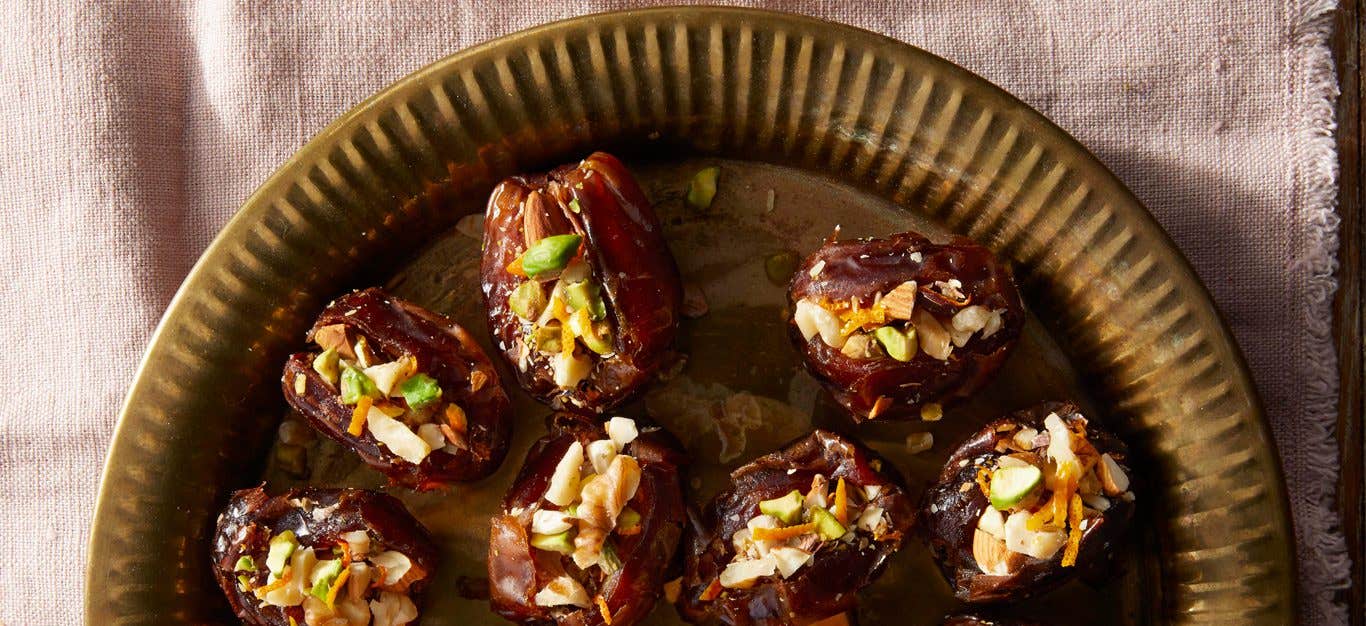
758 490 805 525
234 555 256 572
564 279 607 321
685 166 721 210
265 530 298 580
569 310 614 355
531 325 563 353
617 507 642 533
873 326 917 362
811 506 847 541
568 198 581 213
399 373 442 410
339 367 378 405
519 234 583 278
312 348 340 384
509 281 548 320
531 530 575 554
308 558 344 600
599 542 623 574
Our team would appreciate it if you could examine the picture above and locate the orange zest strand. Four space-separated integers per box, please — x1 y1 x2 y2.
253 571 292 598
348 396 373 436
445 403 468 433
289 617 299 626
975 466 992 498
507 255 527 277
595 595 613 625
838 303 887 336
699 578 724 601
833 478 849 524
751 522 818 542
617 524 642 537
1061 494 1084 567
325 567 351 608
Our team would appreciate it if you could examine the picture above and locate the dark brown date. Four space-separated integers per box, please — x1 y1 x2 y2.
480 152 682 413
489 413 688 626
677 430 915 626
920 402 1135 604
211 486 439 626
282 288 512 490
787 231 1024 422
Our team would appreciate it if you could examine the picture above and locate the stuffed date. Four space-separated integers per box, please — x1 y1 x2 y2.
921 401 1135 604
489 413 688 626
787 231 1024 422
480 152 682 412
211 486 438 626
677 430 914 626
282 287 512 490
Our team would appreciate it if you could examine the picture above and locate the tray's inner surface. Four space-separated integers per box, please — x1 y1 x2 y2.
263 157 1148 624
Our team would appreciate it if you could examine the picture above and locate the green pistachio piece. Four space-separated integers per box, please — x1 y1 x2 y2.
758 490 805 525
520 234 583 278
811 506 847 541
873 326 917 362
509 280 548 320
686 166 721 210
339 367 378 405
564 279 607 321
234 555 256 572
530 530 575 554
265 530 298 579
531 326 563 353
765 251 800 286
399 373 442 410
311 348 340 385
308 559 344 600
617 507 642 533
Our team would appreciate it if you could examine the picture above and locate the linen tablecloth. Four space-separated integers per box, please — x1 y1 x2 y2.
0 1 1346 623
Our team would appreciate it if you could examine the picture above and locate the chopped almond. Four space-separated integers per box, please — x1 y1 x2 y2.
868 396 892 419
313 323 354 358
523 191 556 245
881 280 918 319
972 528 1023 575
1097 453 1130 495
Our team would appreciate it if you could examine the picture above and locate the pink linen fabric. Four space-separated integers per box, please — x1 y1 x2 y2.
0 0 1345 623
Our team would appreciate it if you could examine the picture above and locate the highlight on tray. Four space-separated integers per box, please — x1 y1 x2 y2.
676 430 915 626
480 152 683 413
211 486 439 626
920 401 1135 603
786 230 1024 422
489 413 688 626
281 287 512 491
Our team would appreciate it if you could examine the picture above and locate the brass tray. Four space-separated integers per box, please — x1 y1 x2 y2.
85 7 1296 624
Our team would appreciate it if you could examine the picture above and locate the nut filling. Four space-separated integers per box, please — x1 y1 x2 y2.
480 152 682 413
211 487 439 626
678 430 915 626
921 401 1137 604
282 288 512 490
787 231 1024 422
489 414 687 626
